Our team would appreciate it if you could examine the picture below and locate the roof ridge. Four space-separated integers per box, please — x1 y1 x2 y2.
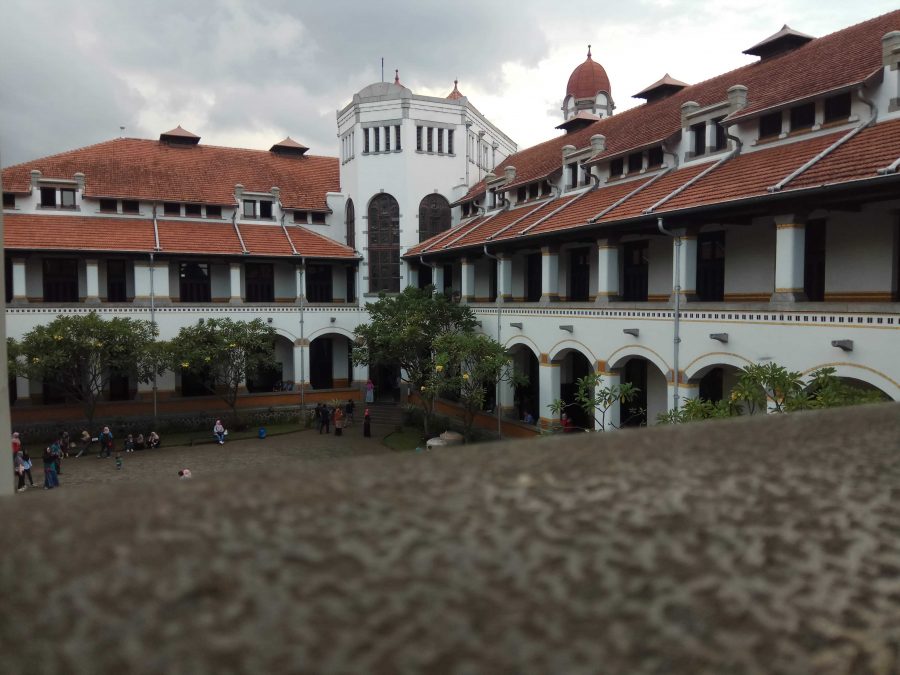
1 137 126 171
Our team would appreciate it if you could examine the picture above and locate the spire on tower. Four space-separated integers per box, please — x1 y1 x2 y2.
394 69 401 85
587 44 592 59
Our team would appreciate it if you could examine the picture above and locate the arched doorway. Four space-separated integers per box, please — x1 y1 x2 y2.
419 193 450 242
556 348 593 430
309 333 354 390
509 344 539 422
246 334 294 393
368 193 400 293
616 356 669 427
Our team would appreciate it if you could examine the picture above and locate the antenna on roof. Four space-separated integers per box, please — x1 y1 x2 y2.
381 57 384 83
119 125 126 138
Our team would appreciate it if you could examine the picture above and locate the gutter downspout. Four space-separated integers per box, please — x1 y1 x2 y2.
592 141 679 223
280 204 299 256
232 209 249 254
299 256 306 413
420 255 440 291
488 197 555 241
152 203 161 251
483 245 502 439
769 85 877 192
876 155 900 175
521 170 599 236
657 217 681 413
149 251 158 426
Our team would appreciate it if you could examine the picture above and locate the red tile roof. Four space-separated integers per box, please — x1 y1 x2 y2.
2 138 339 211
285 225 357 259
447 80 465 100
156 219 243 254
4 214 156 252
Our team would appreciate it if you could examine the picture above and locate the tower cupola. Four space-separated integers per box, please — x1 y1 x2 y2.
562 45 614 120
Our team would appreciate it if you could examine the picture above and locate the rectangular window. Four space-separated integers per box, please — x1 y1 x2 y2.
206 205 221 218
2 193 14 208
647 146 664 168
691 121 706 156
122 200 140 214
804 219 826 301
363 128 370 153
43 258 79 302
395 125 401 151
713 117 727 151
294 211 308 224
528 183 539 199
567 163 578 188
610 158 624 177
438 129 444 154
311 212 326 224
569 247 591 302
447 129 453 155
373 127 380 152
306 264 333 302
442 264 453 293
259 201 273 219
245 263 274 303
517 186 527 202
824 93 851 123
242 200 256 218
346 266 356 303
759 111 782 138
40 187 56 207
184 203 202 217
427 127 434 153
696 231 725 301
462 203 471 218
416 126 422 151
488 258 498 301
627 152 643 173
622 241 648 301
60 189 76 208
179 262 211 302
106 259 128 302
383 126 390 152
525 253 541 302
99 198 117 213
164 202 181 217
790 103 815 131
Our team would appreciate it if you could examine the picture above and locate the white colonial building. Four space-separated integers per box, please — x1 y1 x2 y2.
3 11 900 430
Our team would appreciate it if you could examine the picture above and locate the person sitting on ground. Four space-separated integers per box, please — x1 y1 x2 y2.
523 411 535 425
213 420 226 445
135 433 145 450
178 468 192 480
124 434 135 453
147 431 160 449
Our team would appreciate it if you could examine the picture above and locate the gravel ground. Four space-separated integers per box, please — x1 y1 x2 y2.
1 404 899 675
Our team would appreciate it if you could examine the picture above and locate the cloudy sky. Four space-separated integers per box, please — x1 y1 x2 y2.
1 0 897 167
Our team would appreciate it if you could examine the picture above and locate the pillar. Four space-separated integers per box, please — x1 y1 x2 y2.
498 253 513 302
460 258 475 303
540 245 559 302
295 264 305 302
293 339 310 390
407 264 419 290
595 239 619 304
598 367 620 431
11 258 27 303
772 215 806 302
152 261 170 302
667 374 700 413
498 376 516 418
673 231 698 301
85 259 100 303
229 263 242 303
431 264 445 292
538 354 561 428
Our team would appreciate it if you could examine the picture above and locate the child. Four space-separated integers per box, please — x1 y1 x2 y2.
125 434 135 453
21 448 35 488
60 431 71 458
178 468 192 480
98 426 114 458
213 420 226 445
135 433 145 450
76 430 91 458
147 431 160 449
115 453 123 470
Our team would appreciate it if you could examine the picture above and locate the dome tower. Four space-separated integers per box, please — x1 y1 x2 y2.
562 46 614 121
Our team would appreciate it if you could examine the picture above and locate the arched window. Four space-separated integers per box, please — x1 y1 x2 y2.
345 199 355 249
367 193 400 293
418 193 450 242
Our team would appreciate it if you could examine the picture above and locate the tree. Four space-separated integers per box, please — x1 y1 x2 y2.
550 372 641 431
12 312 164 430
353 286 476 437
169 318 277 425
434 332 525 440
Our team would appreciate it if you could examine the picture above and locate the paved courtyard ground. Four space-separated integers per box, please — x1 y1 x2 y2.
2 403 898 674
14 426 394 492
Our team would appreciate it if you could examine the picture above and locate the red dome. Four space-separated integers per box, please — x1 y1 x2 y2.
566 47 611 99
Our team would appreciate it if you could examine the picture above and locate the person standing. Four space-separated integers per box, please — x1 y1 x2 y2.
20 448 35 488
98 426 114 458
315 403 324 434
363 409 371 438
344 399 355 427
42 445 59 489
60 431 71 458
50 438 62 476
334 406 344 437
76 430 92 458
213 420 226 445
321 405 331 434
11 432 21 457
14 449 26 492
365 379 375 405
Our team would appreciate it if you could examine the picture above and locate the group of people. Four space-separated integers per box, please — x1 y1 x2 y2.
314 400 372 437
78 427 161 458
12 431 63 492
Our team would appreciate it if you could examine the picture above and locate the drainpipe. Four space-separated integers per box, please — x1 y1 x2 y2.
769 85 877 192
149 251 158 427
299 257 306 412
657 217 681 412
483 244 502 439
420 255 440 291
279 203 299 255
152 202 161 251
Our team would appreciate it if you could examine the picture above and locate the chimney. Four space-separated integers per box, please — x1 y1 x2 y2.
680 101 700 127
884 31 900 69
504 166 517 182
727 85 748 112
30 169 42 188
561 144 576 160
271 187 281 200
234 183 244 201
590 134 606 155
74 172 85 190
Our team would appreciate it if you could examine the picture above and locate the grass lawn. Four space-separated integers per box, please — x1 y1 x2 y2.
161 422 308 447
382 427 425 452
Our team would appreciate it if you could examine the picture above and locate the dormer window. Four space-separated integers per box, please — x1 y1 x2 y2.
259 201 273 219
185 203 202 217
123 200 140 214
610 158 624 177
691 121 706 156
462 203 471 218
99 198 117 213
517 186 527 202
2 193 15 209
40 187 56 207
712 117 727 151
311 212 326 225
206 205 222 218
164 202 181 217
627 152 643 174
294 211 308 224
824 92 851 124
759 111 783 139
528 183 539 199
647 146 664 168
790 103 815 132
242 200 256 218
567 162 578 188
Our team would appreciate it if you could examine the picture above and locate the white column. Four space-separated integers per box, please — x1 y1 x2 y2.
293 340 310 390
229 262 242 303
460 258 475 303
498 377 516 418
407 264 419 290
674 231 698 301
772 216 806 302
11 258 27 302
668 377 699 413
498 253 513 302
596 239 619 304
599 369 620 431
134 261 151 300
152 261 170 302
540 245 559 302
431 264 445 292
295 264 305 302
85 259 100 303
538 357 561 429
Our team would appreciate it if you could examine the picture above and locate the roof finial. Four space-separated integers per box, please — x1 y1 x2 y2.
394 69 400 85
587 44 592 59
454 78 458 87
